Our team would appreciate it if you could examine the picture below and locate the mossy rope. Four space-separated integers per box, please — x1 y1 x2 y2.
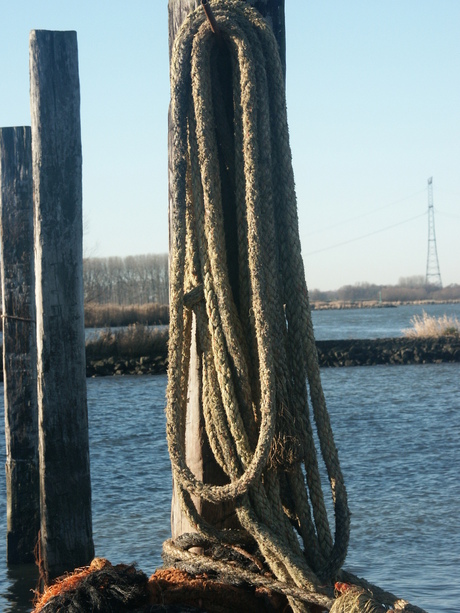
164 3 426 612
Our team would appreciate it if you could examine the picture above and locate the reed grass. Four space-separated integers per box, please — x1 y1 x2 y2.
85 324 168 359
84 302 169 328
402 311 460 338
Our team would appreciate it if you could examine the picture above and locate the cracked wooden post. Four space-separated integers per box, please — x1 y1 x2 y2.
0 126 40 564
29 30 94 583
168 0 285 540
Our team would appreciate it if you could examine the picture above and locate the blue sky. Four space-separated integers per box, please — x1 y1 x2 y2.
1 1 459 291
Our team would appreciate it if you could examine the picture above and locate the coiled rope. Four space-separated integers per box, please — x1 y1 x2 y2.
165 3 426 612
166 2 347 610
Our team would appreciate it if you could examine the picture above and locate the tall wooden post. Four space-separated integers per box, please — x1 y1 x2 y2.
29 30 94 582
168 0 286 539
0 126 40 564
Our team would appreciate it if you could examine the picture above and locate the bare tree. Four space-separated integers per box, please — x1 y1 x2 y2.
83 253 169 305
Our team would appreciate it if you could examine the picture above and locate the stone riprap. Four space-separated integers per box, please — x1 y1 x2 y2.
85 337 460 376
1 337 458 382
315 337 460 367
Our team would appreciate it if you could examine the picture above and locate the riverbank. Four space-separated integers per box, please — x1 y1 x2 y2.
310 298 460 310
83 336 460 377
1 332 458 382
315 336 460 367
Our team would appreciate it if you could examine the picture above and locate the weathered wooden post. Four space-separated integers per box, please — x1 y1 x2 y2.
168 0 286 539
0 126 40 564
29 30 94 582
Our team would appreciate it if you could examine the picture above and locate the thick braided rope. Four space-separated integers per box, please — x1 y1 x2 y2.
166 2 350 610
162 537 334 610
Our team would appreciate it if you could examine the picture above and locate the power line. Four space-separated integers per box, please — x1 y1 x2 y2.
304 212 426 256
304 189 426 237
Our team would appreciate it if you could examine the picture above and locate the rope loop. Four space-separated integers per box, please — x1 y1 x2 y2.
167 2 350 610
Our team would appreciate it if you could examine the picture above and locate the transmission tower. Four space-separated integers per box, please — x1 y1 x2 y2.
425 177 442 288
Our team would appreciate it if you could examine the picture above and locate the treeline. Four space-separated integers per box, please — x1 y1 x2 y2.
83 253 169 306
309 277 460 304
81 257 459 318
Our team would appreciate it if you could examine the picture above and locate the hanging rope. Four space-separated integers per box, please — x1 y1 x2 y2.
165 3 426 612
166 3 347 610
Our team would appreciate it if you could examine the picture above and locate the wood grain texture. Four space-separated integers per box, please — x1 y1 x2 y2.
0 126 40 564
29 30 94 582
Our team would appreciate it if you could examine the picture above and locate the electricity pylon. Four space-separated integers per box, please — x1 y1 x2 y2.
425 177 442 288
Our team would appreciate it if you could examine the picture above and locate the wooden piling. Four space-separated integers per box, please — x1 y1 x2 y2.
168 0 286 539
29 30 94 582
0 126 40 564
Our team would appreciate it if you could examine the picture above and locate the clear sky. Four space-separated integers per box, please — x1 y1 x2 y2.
1 1 459 291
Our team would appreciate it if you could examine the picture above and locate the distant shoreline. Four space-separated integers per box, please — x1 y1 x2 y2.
1 336 458 383
1 302 459 382
310 299 460 310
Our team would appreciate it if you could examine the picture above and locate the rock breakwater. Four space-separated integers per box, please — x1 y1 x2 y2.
83 337 460 377
2 338 457 382
86 354 168 378
316 337 460 367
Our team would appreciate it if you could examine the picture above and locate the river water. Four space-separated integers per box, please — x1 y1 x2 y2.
0 305 459 612
311 302 460 340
